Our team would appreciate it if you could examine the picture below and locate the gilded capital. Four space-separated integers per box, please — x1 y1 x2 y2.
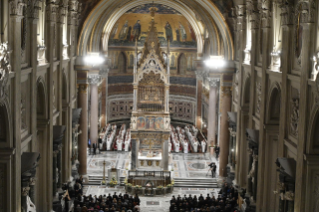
77 84 88 94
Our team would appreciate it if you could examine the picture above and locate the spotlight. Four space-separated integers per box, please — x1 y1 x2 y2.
204 56 225 69
84 53 105 66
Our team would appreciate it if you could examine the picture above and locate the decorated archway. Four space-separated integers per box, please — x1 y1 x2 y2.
77 0 234 59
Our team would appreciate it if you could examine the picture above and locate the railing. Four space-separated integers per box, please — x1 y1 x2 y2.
128 170 170 179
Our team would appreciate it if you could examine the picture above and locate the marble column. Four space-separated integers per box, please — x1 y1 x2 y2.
195 71 203 129
219 86 232 177
77 84 88 175
133 84 138 111
207 78 219 147
162 134 169 171
165 85 169 112
9 2 24 211
89 75 100 145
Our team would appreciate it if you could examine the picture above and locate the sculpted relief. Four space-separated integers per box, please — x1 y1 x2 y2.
290 97 299 137
0 42 10 102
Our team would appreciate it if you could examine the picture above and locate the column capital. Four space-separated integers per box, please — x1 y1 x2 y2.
195 70 205 81
234 4 246 30
280 2 294 26
9 0 26 16
207 78 220 88
28 0 42 19
77 84 88 94
45 1 58 22
88 74 101 85
250 12 260 29
296 0 316 24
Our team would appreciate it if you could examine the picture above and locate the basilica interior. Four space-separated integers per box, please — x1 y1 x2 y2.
1 0 319 211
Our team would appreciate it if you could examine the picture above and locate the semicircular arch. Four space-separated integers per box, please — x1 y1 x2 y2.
307 106 319 154
0 99 13 147
242 74 251 106
78 0 233 60
266 83 281 124
36 76 48 119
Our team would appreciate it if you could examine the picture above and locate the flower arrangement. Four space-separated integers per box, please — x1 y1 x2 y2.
171 180 175 185
109 177 118 187
126 183 132 187
135 185 142 189
157 185 164 189
101 180 106 185
166 184 173 187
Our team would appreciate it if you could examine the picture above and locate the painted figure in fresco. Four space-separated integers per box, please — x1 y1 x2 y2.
138 118 146 129
126 26 132 41
146 117 155 129
175 28 180 42
188 24 196 42
179 22 187 42
132 20 141 41
165 21 173 42
119 20 129 40
155 118 164 130
110 23 119 39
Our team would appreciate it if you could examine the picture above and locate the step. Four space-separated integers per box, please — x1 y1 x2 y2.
173 178 218 188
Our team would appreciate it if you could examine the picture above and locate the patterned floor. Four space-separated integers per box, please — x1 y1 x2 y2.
87 151 220 178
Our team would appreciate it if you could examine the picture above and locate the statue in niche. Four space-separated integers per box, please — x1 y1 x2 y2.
53 80 56 107
21 98 26 130
290 98 299 137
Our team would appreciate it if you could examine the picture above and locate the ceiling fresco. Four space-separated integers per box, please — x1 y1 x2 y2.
108 4 197 48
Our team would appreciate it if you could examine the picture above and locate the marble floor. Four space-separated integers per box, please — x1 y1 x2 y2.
85 151 221 211
87 151 220 178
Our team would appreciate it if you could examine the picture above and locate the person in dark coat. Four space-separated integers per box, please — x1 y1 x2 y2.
93 143 96 155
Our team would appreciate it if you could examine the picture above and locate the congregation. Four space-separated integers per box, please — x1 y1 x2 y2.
169 183 238 212
73 191 141 212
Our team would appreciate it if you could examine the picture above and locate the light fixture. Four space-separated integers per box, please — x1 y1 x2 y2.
231 149 234 152
204 56 225 69
84 52 105 66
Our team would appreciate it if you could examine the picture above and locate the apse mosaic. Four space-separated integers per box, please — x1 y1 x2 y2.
108 4 197 48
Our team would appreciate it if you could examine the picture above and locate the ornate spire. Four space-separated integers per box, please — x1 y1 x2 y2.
138 8 165 68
